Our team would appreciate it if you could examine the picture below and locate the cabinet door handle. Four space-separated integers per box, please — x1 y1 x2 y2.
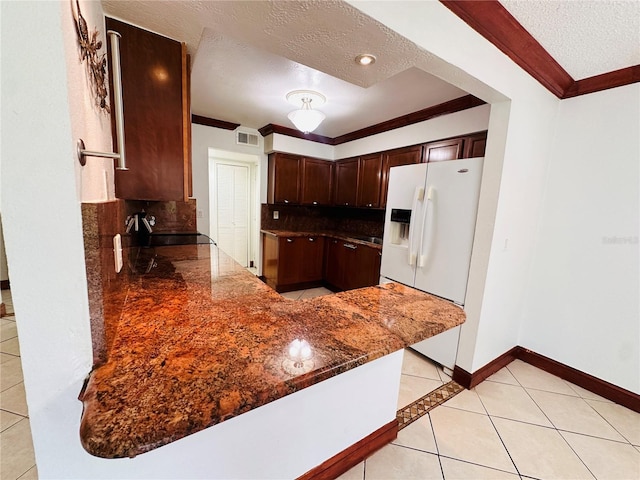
284 199 289 204
286 238 294 243
366 203 373 207
312 201 318 205
343 243 357 250
344 202 349 206
308 237 315 242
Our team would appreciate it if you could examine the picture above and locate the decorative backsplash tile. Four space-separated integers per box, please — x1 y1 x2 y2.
261 204 384 237
124 199 197 233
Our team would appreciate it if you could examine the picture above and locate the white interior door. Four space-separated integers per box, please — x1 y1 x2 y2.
216 163 250 267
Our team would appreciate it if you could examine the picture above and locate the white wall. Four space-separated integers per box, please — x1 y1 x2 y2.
1 1 95 477
0 219 8 282
520 84 640 393
267 133 336 159
191 124 267 236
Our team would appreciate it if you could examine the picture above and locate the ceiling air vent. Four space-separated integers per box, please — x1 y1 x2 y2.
236 131 259 147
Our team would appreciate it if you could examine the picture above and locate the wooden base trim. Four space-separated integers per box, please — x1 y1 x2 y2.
452 346 519 389
297 420 398 480
0 303 6 318
453 346 640 413
0 280 9 290
517 347 640 413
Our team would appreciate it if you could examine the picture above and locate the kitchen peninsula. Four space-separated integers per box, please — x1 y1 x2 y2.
79 241 465 477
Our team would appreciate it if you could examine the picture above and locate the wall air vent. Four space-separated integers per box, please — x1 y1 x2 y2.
236 131 259 147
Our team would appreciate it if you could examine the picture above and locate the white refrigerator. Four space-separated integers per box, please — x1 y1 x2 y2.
380 158 483 370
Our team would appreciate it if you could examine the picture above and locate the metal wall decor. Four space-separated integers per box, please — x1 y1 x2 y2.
72 0 109 112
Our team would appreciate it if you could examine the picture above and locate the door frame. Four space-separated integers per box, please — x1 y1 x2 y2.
208 149 260 271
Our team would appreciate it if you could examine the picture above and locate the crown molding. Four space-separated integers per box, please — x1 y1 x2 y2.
563 65 640 98
332 95 485 145
440 0 572 98
258 124 333 145
192 114 240 130
440 0 640 99
258 95 485 145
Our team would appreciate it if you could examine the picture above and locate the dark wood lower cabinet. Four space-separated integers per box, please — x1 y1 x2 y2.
263 235 325 292
263 234 380 293
324 239 381 291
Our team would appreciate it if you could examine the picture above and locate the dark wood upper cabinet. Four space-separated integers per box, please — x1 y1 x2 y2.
267 153 301 205
380 145 423 208
424 138 464 162
106 18 189 201
301 158 332 206
333 158 359 207
463 131 488 158
357 153 383 208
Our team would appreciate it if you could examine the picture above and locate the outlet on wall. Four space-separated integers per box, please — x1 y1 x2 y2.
197 210 203 219
273 211 279 220
113 234 123 273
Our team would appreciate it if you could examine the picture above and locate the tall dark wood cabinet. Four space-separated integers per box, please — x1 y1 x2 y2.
333 158 360 207
357 153 383 208
105 18 190 201
267 153 301 205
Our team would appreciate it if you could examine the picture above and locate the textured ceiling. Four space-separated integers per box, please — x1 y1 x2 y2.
101 0 639 136
102 0 467 137
501 0 640 80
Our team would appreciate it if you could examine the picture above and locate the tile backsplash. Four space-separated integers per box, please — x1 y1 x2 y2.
261 204 384 237
125 199 197 233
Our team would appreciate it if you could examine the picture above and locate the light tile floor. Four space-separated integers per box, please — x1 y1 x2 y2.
285 287 640 479
341 351 640 480
0 290 38 480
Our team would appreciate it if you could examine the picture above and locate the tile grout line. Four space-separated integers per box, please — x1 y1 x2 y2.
582 396 636 446
427 413 446 480
474 382 523 478
518 378 599 480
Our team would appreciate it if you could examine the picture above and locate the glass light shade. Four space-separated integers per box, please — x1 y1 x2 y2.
288 103 325 133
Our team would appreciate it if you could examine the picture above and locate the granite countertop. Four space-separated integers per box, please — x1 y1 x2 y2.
261 229 383 249
79 243 465 459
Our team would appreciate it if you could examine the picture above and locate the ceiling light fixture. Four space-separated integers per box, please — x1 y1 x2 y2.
355 54 376 66
286 90 326 133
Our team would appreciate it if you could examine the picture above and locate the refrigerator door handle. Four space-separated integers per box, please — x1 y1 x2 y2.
418 186 436 268
407 186 424 266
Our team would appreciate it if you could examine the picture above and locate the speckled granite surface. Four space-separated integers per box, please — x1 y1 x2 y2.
79 243 464 459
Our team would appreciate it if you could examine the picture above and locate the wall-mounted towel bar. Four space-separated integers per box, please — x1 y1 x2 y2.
77 30 127 171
